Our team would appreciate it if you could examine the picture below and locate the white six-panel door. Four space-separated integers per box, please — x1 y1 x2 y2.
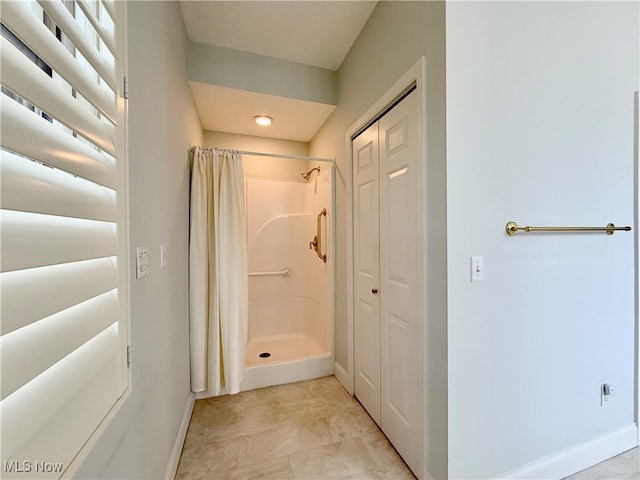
353 89 420 474
378 90 420 473
353 122 381 425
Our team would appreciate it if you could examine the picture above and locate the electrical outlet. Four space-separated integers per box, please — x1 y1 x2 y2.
601 383 616 406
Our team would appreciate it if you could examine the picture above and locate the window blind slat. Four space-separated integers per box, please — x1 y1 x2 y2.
0 0 127 474
1 290 119 401
1 150 117 222
1 326 120 460
1 257 118 336
0 95 117 189
4 356 122 480
36 0 117 92
1 37 116 156
76 0 116 56
101 0 116 24
0 0 117 124
1 210 117 273
4 356 121 480
1 150 117 221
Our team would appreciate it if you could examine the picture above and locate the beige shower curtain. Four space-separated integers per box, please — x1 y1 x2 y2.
189 147 248 396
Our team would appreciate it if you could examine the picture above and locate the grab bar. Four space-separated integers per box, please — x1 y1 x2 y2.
309 208 327 263
506 221 632 236
248 268 291 277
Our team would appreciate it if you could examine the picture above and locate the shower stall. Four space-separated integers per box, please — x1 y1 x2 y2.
240 156 334 391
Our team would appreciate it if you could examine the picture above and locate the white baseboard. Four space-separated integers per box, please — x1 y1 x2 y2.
334 360 353 395
495 423 638 480
164 392 195 480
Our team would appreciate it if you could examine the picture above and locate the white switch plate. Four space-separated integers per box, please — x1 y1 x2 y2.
136 246 149 279
160 243 167 269
471 256 483 282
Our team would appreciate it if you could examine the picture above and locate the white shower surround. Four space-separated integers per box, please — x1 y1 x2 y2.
240 168 333 391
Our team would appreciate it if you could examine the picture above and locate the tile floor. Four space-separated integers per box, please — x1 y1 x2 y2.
175 376 416 480
564 447 639 480
176 375 639 480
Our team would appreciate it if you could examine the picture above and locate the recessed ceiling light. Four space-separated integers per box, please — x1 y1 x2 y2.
254 115 273 126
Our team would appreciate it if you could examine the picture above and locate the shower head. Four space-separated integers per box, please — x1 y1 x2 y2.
302 166 321 181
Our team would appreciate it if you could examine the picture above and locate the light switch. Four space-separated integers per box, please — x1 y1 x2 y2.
471 256 483 282
136 246 149 279
160 244 167 269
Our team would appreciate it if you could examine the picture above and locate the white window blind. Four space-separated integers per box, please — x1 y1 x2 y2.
0 1 128 478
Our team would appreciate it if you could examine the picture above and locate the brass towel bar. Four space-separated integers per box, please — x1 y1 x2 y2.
506 221 632 236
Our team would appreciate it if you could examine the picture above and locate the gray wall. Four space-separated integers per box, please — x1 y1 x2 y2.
446 2 638 478
309 2 448 478
73 2 639 479
202 130 312 180
75 2 202 478
188 42 338 105
312 1 638 478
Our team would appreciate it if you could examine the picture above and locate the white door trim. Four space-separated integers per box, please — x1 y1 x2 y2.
634 90 639 445
344 56 428 479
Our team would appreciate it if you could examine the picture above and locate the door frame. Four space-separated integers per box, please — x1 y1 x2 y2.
635 90 639 444
342 56 428 478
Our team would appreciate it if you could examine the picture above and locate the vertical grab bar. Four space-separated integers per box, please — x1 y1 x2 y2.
309 208 327 263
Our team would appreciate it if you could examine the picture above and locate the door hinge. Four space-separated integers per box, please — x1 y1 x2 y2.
127 345 132 367
122 76 129 99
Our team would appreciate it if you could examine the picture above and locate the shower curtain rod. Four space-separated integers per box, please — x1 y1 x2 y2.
191 146 335 164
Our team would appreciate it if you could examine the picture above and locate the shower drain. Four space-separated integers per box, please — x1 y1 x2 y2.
259 352 271 358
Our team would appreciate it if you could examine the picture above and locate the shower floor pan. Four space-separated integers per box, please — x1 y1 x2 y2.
241 333 333 391
245 333 326 366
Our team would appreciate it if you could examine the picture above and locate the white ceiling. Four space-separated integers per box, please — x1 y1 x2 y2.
180 1 377 142
180 1 377 70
